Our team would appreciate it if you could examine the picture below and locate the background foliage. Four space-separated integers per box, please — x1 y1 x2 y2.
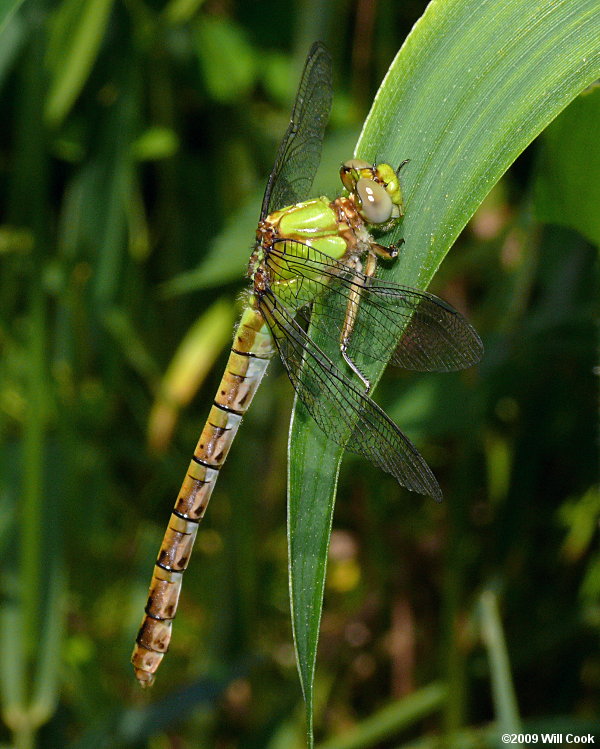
0 0 597 747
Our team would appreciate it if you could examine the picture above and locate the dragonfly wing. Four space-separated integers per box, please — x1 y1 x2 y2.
260 42 333 220
374 280 483 370
265 240 483 371
258 289 442 501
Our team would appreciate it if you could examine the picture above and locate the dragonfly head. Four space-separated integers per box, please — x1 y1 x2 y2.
339 159 405 226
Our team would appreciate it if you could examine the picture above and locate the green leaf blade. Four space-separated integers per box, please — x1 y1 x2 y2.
359 0 600 288
288 0 600 744
534 86 600 247
45 0 116 127
0 0 25 34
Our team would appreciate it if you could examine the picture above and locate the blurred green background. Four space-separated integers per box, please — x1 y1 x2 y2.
0 0 597 747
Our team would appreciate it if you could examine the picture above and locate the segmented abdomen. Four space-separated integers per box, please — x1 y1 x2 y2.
131 306 275 686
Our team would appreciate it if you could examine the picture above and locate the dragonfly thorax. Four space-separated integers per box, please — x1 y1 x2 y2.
253 160 406 288
261 198 349 263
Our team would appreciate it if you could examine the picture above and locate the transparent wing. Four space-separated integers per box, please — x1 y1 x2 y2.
260 42 333 220
265 240 483 371
258 290 442 501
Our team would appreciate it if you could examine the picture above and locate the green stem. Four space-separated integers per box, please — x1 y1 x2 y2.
14 723 35 749
479 590 522 739
440 480 468 735
21 275 46 658
1 9 51 742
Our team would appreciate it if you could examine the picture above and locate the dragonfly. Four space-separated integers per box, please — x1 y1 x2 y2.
132 42 483 686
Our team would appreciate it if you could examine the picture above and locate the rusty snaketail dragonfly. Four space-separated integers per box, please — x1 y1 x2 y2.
132 42 483 686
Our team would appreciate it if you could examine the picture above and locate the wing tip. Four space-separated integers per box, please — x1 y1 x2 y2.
416 478 443 503
395 451 444 503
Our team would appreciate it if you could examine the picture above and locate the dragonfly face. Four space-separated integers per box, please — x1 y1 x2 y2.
340 159 406 228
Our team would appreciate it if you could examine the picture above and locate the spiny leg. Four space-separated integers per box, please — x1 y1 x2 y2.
339 236 405 389
339 252 379 393
370 237 404 259
341 342 371 392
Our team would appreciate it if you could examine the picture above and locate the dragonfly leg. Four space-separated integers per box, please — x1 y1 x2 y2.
370 237 404 260
339 252 379 393
341 343 371 392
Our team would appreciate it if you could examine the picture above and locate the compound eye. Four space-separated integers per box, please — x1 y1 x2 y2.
340 158 373 191
356 178 393 224
342 158 371 171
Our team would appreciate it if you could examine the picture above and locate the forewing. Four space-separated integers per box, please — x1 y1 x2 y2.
258 290 442 501
265 240 483 371
260 42 333 220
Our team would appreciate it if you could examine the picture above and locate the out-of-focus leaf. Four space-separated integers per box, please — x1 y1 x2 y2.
0 7 25 88
127 183 150 261
479 591 522 741
0 226 33 254
147 297 235 452
580 553 600 603
103 308 160 386
385 374 481 441
163 197 259 295
260 51 295 106
132 126 179 161
0 580 25 726
288 1 600 743
559 486 600 561
0 0 25 33
45 0 116 126
195 16 255 103
80 85 135 308
316 683 447 749
67 676 229 748
534 86 600 248
164 0 207 25
29 559 65 725
484 431 512 505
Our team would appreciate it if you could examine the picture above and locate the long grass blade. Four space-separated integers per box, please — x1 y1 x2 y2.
288 1 600 743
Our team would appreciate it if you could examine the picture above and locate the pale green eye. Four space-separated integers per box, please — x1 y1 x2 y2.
356 178 393 224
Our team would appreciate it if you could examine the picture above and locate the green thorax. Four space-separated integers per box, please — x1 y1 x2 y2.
267 197 348 261
249 196 353 314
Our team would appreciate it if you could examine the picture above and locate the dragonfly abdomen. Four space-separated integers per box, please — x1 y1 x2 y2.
132 306 275 686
